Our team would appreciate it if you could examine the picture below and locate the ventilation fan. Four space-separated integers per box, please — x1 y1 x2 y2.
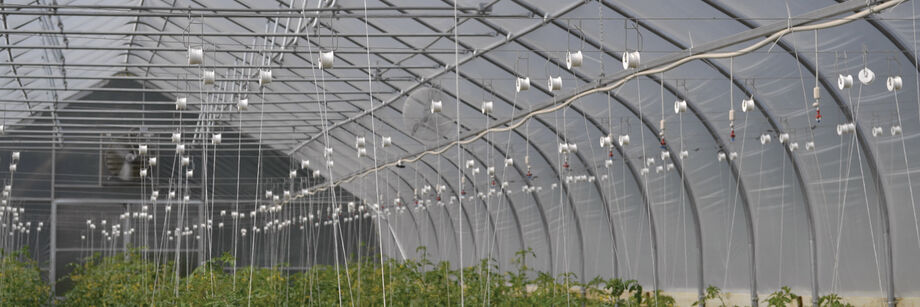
102 138 142 182
402 87 454 142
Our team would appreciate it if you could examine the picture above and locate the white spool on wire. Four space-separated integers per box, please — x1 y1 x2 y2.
515 77 530 92
640 167 649 176
679 150 689 160
566 50 583 69
859 67 875 85
171 132 181 143
176 97 187 110
789 142 799 152
211 133 222 145
605 159 614 168
487 166 495 176
237 99 249 111
778 133 790 144
323 147 333 157
9 163 16 173
355 136 366 148
622 50 640 69
138 144 148 155
181 156 190 167
599 134 614 147
186 169 193 177
805 141 815 151
729 152 738 161
481 101 493 114
140 168 148 178
176 144 185 154
465 160 475 168
301 160 310 169
872 126 884 137
203 70 216 85
149 157 157 166
660 151 670 161
289 170 297 178
188 47 203 65
646 157 655 166
836 122 856 135
741 97 755 112
313 170 322 177
504 157 514 167
717 152 727 162
760 134 772 145
259 70 272 86
381 136 392 147
430 100 443 113
326 159 334 168
891 125 903 136
318 50 335 69
887 75 903 91
656 165 664 174
838 74 853 90
357 147 367 157
618 134 630 146
674 99 687 114
547 76 563 91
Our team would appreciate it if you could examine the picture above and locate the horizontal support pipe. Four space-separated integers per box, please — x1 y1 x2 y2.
0 86 393 95
0 29 496 38
0 45 472 54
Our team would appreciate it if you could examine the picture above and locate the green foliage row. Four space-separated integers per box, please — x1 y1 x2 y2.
0 246 856 307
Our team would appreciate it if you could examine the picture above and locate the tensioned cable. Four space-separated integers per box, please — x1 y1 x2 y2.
294 0 903 198
911 0 920 259
452 0 465 304
358 0 387 304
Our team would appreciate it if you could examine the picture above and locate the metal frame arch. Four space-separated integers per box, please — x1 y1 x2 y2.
699 2 894 304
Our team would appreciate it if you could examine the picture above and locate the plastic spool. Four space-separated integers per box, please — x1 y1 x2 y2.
258 70 272 86
891 125 903 136
778 133 790 144
622 50 640 69
171 132 181 143
381 136 392 147
0 125 4 135
203 70 216 85
465 159 475 168
237 99 249 111
660 151 670 161
646 157 655 166
618 134 630 146
741 97 755 112
323 147 333 157
805 142 815 151
872 126 884 137
655 165 664 174
9 163 17 173
265 191 273 199
558 143 570 153
175 97 187 110
481 101 493 114
667 163 675 171
355 136 366 148
728 152 738 161
515 77 530 92
186 169 193 177
313 170 322 177
887 75 903 91
357 147 367 157
836 122 856 135
640 167 649 176
318 50 335 69
188 47 203 65
729 109 735 122
599 134 614 147
138 144 148 155
674 99 688 114
679 150 689 160
717 152 727 162
176 144 185 155
760 134 772 145
858 67 875 85
504 157 514 167
430 100 443 113
488 166 495 176
566 50 583 69
181 156 190 167
211 133 222 145
547 76 563 91
149 157 157 166
326 160 334 168
838 74 854 90
605 159 614 168
789 142 800 152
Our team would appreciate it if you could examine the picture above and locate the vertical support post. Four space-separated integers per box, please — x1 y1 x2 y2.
49 145 57 302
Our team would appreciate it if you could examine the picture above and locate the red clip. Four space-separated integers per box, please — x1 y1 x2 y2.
461 190 466 195
436 195 441 201
608 151 614 158
563 161 570 169
815 109 822 123
730 129 736 142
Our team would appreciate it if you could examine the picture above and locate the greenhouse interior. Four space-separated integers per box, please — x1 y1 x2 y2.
4 0 920 306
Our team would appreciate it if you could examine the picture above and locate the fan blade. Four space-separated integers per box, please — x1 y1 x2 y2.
118 160 133 181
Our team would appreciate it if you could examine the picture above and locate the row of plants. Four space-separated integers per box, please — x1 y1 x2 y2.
1 246 856 306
